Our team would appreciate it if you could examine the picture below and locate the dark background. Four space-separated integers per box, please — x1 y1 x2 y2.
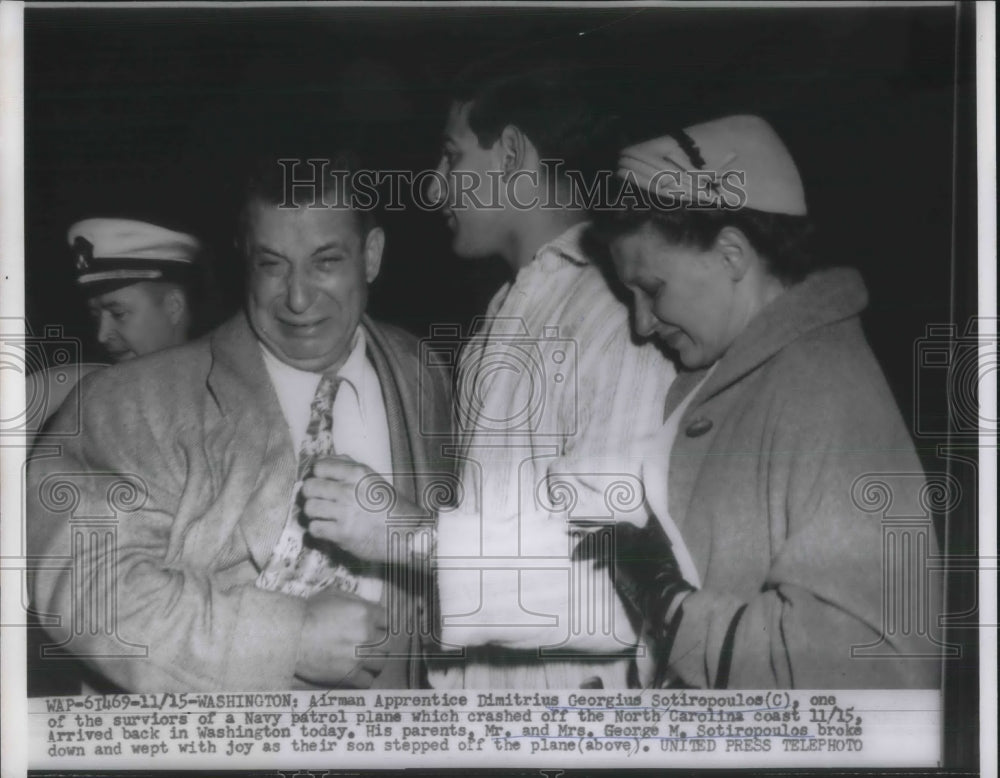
23 2 979 769
26 4 962 378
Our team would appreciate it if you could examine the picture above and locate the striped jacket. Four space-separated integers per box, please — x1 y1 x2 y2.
432 223 677 689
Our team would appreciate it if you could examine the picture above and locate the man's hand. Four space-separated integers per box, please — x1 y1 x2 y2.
295 585 390 688
301 456 423 564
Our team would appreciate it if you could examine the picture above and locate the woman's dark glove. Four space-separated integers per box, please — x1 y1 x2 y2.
612 520 695 684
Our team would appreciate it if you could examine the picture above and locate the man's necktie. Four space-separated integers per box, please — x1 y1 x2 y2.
256 372 379 599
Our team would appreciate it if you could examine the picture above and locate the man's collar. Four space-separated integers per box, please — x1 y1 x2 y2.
336 327 369 395
532 221 591 271
259 327 368 397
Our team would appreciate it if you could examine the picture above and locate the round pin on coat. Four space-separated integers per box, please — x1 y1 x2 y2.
685 417 713 437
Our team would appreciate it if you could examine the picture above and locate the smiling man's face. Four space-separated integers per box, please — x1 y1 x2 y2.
244 198 383 372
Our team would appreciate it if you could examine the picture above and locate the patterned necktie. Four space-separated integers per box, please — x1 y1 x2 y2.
256 372 367 598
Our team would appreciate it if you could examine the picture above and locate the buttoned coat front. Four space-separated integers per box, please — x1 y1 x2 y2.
650 268 942 689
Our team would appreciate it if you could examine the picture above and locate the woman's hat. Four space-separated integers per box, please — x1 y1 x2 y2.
617 114 807 216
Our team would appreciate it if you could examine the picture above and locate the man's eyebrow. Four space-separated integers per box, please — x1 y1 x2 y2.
311 240 349 255
253 244 288 259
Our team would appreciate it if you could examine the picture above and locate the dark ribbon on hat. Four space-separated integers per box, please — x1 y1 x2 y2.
666 128 721 197
669 129 707 170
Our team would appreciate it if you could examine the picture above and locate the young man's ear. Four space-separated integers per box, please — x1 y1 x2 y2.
498 124 531 176
363 226 385 284
713 225 755 282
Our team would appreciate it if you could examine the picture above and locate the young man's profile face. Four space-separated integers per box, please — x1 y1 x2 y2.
86 282 185 363
431 101 511 260
243 198 383 373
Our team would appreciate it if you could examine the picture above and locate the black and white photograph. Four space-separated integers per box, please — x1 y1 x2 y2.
0 1 993 776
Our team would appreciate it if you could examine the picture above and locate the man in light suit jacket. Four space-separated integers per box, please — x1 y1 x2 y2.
26 152 452 692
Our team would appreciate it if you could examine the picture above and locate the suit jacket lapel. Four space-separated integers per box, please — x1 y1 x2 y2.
361 316 420 503
360 316 429 688
203 314 430 574
205 314 298 569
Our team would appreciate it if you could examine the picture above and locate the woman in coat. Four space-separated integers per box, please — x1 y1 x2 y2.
591 115 942 689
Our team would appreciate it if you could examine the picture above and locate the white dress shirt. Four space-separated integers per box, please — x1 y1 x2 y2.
260 327 393 479
259 328 393 603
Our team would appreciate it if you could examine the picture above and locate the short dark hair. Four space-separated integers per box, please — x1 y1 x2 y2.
235 148 377 251
451 62 619 178
591 186 821 285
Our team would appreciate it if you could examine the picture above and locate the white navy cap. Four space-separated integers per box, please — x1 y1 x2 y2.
67 218 202 295
617 115 807 216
